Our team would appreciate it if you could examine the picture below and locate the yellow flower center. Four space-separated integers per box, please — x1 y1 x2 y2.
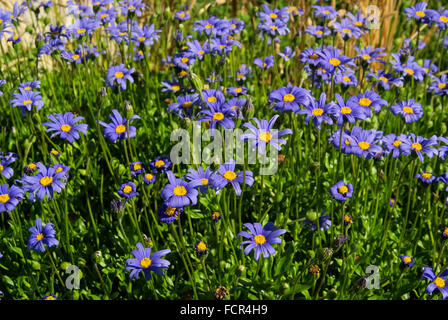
438 83 447 89
237 74 244 78
133 163 142 171
198 50 205 55
51 150 59 156
179 13 185 18
115 124 126 134
23 100 32 106
44 296 56 300
181 57 189 63
440 16 448 23
140 257 152 268
434 277 445 288
72 54 80 60
393 140 402 148
362 54 371 60
119 32 127 36
155 160 165 168
403 256 411 264
342 28 352 33
165 206 176 215
416 11 425 18
76 28 86 34
402 106 414 114
208 96 217 103
312 108 324 116
0 194 10 203
145 173 153 181
270 26 278 30
123 185 133 194
338 186 349 194
0 164 3 171
100 14 109 19
234 88 242 93
359 98 372 107
137 37 146 42
56 167 63 173
340 106 352 114
223 171 237 181
404 68 414 75
342 76 351 82
173 186 187 196
269 13 278 19
310 53 319 59
197 241 207 251
115 72 124 78
212 112 224 121
412 142 422 151
183 101 193 108
329 58 341 66
205 24 213 29
354 21 363 26
36 233 44 241
172 85 180 91
358 141 370 150
40 176 53 186
254 234 266 245
316 30 323 35
200 178 209 185
379 76 389 83
27 163 37 170
24 86 32 90
344 139 351 146
259 131 272 142
178 71 187 77
13 35 19 40
283 93 295 102
128 5 136 10
422 173 432 179
60 124 71 132
323 10 330 14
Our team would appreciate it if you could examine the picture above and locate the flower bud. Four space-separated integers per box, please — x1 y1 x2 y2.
306 211 318 221
321 247 334 260
92 250 103 262
190 72 204 93
124 100 133 118
237 265 246 275
333 234 348 248
99 87 107 97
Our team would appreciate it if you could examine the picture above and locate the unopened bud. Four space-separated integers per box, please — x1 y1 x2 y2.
333 234 348 248
306 211 318 222
321 247 334 260
99 87 107 97
92 250 103 262
124 100 133 118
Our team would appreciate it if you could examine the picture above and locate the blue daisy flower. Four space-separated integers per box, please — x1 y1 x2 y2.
27 218 59 252
237 222 286 261
99 109 140 143
42 112 88 143
125 242 170 281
